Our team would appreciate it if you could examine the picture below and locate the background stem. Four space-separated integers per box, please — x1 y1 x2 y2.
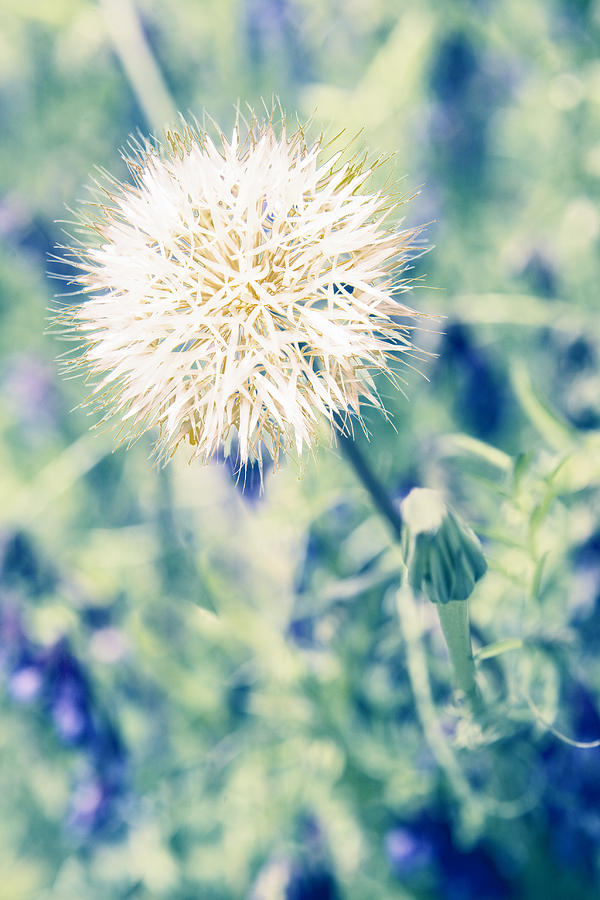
100 0 177 133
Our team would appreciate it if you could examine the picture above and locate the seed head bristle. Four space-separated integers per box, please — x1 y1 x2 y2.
55 109 427 467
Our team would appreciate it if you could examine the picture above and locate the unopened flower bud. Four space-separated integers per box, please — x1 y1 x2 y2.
401 488 486 604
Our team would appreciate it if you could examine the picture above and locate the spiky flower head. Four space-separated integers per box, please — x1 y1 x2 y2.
57 110 423 467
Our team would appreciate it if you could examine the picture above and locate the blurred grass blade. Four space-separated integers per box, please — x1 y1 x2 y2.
453 293 597 333
510 361 575 452
439 433 512 472
8 433 109 525
474 638 524 662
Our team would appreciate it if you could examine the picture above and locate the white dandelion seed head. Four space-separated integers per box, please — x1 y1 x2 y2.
56 109 424 467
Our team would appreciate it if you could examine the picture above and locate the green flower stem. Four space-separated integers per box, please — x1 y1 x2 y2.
395 584 484 835
337 433 484 711
435 600 483 711
335 427 403 542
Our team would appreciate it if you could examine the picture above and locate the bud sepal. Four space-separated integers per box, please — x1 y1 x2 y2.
401 488 487 605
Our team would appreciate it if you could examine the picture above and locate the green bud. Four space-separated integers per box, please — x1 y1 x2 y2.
401 488 487 604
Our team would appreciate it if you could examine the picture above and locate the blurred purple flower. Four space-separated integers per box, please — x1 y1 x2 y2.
89 627 129 664
385 826 434 876
251 815 339 900
3 354 61 440
250 857 339 900
570 531 600 624
286 865 338 900
52 691 90 742
386 813 511 899
224 454 269 503
428 30 513 184
435 323 508 440
67 769 126 837
1 600 129 841
244 0 310 81
68 777 107 833
8 663 43 703
44 640 95 746
430 32 479 104
518 249 558 299
287 615 315 648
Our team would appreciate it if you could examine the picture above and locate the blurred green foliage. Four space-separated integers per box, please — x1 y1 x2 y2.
2 0 600 897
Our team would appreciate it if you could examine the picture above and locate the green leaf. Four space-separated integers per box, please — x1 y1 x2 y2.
511 362 575 452
530 552 549 600
550 435 600 493
439 432 513 473
512 450 535 490
474 638 524 662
